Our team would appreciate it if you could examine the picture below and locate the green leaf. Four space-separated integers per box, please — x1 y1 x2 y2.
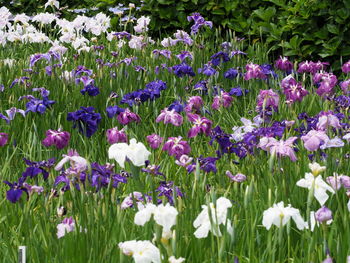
327 24 339 34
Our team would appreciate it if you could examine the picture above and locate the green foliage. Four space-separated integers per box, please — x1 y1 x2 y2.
130 0 349 65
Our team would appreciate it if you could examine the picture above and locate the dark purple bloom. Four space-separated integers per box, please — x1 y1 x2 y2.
89 162 127 190
113 31 132 40
142 163 164 178
32 87 50 97
80 85 100 96
156 181 183 205
210 51 230 66
224 68 238 79
42 129 70 149
106 105 125 118
172 63 195 78
67 107 101 137
198 156 218 173
230 50 247 57
4 177 28 203
184 96 204 113
168 100 184 113
281 75 308 103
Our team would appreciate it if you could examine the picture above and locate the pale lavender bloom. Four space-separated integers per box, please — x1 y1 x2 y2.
5 107 26 121
106 127 127 144
322 255 333 263
55 151 88 174
258 136 298 161
319 137 344 150
146 134 163 149
152 49 171 59
173 30 193 45
301 130 329 151
326 174 343 190
315 206 332 222
175 154 193 167
23 183 44 195
187 12 213 35
57 217 75 239
156 108 183 126
342 60 350 73
316 111 341 130
226 171 246 182
121 191 152 209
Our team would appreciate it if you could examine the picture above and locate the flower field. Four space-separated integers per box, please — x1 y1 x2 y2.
1 2 350 262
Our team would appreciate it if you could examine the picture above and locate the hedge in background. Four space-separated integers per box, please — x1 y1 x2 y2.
137 0 350 67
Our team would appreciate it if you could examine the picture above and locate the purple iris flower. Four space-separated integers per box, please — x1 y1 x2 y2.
152 49 172 59
187 12 213 35
0 133 9 146
163 136 191 159
113 31 132 40
168 100 184 113
106 127 127 144
275 56 293 73
176 51 193 62
198 156 219 173
224 68 238 79
89 162 127 191
42 129 70 149
117 108 141 125
67 107 101 137
210 51 230 66
80 85 100 96
3 177 28 203
9 76 30 89
32 87 50 97
106 105 125 118
198 63 217 76
187 113 212 138
146 134 163 149
172 63 195 78
156 181 183 205
73 65 93 77
25 96 55 114
342 60 350 73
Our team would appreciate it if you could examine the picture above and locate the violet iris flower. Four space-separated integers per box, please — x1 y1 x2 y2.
187 113 212 138
42 129 70 149
3 177 28 203
156 108 183 126
172 63 195 78
163 136 191 159
67 107 101 137
106 127 127 144
187 12 213 35
117 108 141 125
